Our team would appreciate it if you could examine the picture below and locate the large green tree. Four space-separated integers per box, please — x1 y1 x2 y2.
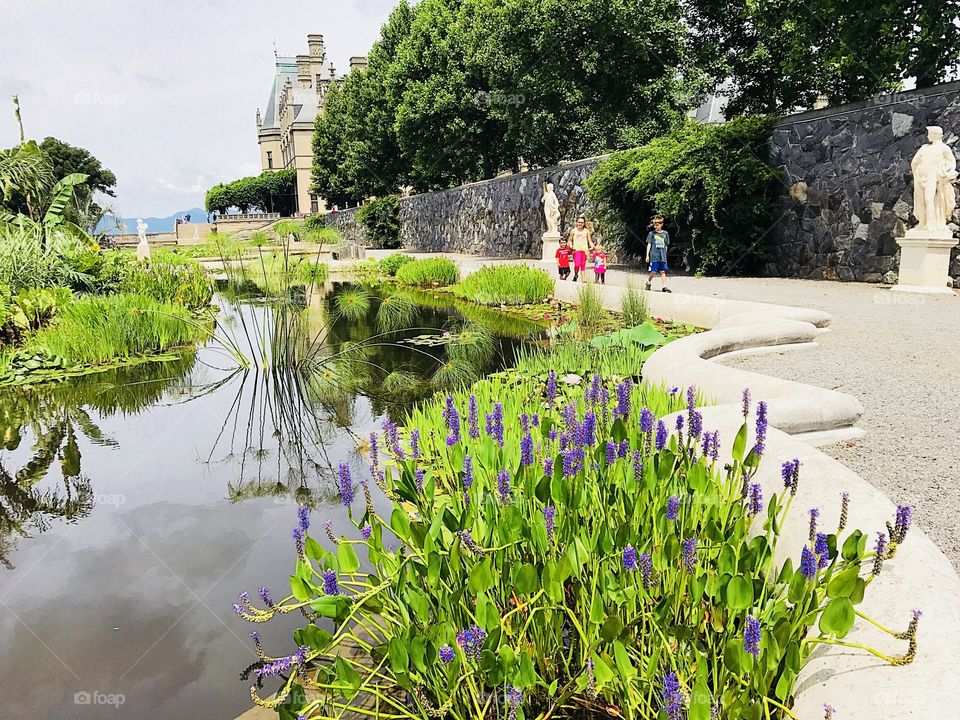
687 0 960 116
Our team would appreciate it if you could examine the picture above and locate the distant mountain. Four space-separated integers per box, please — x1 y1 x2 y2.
98 207 207 235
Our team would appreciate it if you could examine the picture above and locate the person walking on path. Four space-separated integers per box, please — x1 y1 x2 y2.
592 244 607 284
555 237 573 280
567 215 592 282
645 216 672 293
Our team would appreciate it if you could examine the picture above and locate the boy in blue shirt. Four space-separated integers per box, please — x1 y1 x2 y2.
644 215 672 293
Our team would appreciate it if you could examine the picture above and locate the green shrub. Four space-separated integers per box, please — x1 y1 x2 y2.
237 372 919 720
620 280 648 326
6 286 73 333
0 226 78 291
586 116 782 274
575 283 608 338
121 259 213 310
453 264 554 305
395 257 459 287
378 252 413 277
356 195 401 249
28 293 207 365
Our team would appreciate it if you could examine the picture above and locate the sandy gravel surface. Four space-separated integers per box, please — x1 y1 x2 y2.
638 275 960 567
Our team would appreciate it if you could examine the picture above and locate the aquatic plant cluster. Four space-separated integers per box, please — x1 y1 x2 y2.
235 378 919 720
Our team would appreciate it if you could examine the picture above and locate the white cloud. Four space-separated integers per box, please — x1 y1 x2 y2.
0 0 395 217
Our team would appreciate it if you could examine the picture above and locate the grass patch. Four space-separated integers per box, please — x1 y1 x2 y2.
621 280 649 325
27 293 208 365
379 253 413 277
452 264 554 306
395 257 459 287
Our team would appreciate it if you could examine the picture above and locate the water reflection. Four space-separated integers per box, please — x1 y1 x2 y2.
0 284 538 719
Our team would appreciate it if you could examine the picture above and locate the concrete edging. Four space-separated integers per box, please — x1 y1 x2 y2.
546 277 960 719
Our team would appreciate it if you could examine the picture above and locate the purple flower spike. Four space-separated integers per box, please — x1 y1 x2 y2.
468 395 480 438
893 504 912 543
753 400 768 456
655 420 668 450
543 457 554 476
259 586 275 608
690 411 703 440
497 468 512 503
661 671 683 720
297 505 310 533
640 408 655 433
439 645 454 664
415 468 425 493
872 532 888 575
506 686 523 720
338 463 354 507
815 532 830 569
361 525 372 540
485 403 504 447
292 526 306 561
444 397 461 447
748 482 763 516
742 388 751 418
666 495 680 521
545 371 558 405
615 379 633 420
606 440 617 464
543 505 555 543
456 624 487 661
462 455 474 490
623 544 638 571
322 569 340 595
638 551 653 588
410 428 421 460
808 508 820 542
521 433 535 466
681 537 698 573
744 616 761 659
800 544 817 580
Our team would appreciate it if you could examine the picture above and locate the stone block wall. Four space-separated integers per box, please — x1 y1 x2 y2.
768 81 960 283
398 157 604 257
325 207 368 247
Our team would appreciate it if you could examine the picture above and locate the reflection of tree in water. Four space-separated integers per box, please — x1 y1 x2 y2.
0 355 197 569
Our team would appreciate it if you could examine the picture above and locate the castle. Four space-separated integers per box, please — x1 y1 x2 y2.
256 34 367 215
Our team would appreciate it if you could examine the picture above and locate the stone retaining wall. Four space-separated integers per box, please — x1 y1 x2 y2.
768 81 960 283
398 157 604 257
325 207 368 247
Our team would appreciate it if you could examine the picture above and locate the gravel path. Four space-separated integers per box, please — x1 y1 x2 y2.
615 274 960 568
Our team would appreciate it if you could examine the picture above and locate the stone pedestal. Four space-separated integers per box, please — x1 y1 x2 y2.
892 229 958 294
541 231 562 262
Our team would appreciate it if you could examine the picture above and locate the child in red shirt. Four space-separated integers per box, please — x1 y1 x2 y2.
555 238 573 280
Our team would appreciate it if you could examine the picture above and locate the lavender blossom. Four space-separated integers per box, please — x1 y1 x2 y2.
368 431 379 473
361 525 372 540
800 544 817 580
409 428 421 460
661 671 683 720
259 586 275 608
815 532 830 569
506 686 523 720
485 403 504 447
468 395 480 439
686 385 697 425
744 616 761 659
444 397 461 446
521 433 535 466
690 411 703 440
615 378 633 420
666 495 680 521
497 468 512 503
893 504 912 544
748 482 763 516
531 413 540 428
655 420 668 451
297 505 310 533
675 414 685 445
639 408 655 433
639 551 653 588
682 537 698 573
338 463 354 507
543 505 555 544
322 569 340 596
580 411 597 447
632 451 643 483
544 457 554 477
415 468 425 493
742 388 751 418
521 413 531 433
545 371 558 405
872 532 888 575
623 544 638 571
808 507 820 542
617 439 629 459
293 526 306 561
455 625 487 661
457 530 482 553
462 455 474 491
606 440 617 464
753 400 768 456
439 645 454 664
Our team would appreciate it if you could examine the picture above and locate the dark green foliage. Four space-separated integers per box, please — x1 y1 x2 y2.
395 257 460 287
356 195 401 249
378 253 413 277
587 116 782 275
688 0 960 116
205 170 297 215
120 259 214 311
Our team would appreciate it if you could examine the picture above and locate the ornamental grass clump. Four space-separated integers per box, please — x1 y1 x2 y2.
395 257 459 287
452 265 554 306
235 378 919 720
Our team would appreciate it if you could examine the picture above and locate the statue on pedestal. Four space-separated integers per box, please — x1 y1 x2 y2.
136 218 151 261
911 126 957 233
541 182 560 235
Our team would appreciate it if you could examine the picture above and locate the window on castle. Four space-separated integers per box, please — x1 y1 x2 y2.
267 151 273 169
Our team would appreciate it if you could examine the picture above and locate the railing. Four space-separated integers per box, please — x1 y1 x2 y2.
215 213 281 222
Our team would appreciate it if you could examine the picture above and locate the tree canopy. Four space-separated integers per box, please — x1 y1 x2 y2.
205 170 297 215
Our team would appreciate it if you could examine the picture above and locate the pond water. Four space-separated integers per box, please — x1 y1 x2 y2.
0 284 538 719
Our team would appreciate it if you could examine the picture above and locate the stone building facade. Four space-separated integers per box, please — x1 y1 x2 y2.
767 81 960 283
256 35 366 216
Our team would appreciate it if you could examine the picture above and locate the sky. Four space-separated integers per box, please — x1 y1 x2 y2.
0 0 396 218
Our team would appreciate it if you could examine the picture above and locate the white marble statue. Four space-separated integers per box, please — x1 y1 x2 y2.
136 218 151 261
541 182 560 235
192 225 200 241
911 126 957 232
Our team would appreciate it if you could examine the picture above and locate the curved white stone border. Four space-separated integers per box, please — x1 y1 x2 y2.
548 280 960 719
